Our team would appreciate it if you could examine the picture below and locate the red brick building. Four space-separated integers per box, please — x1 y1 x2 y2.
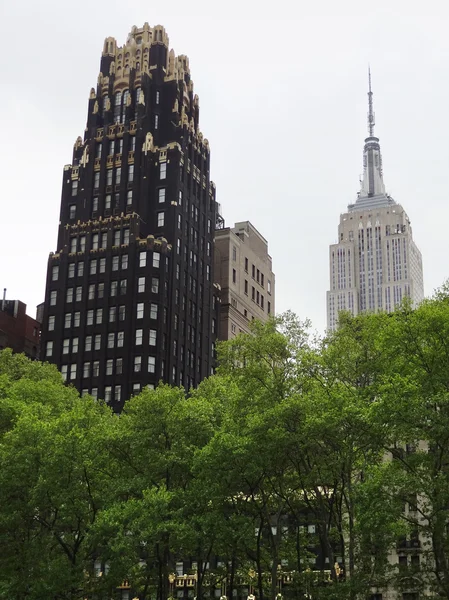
0 297 41 359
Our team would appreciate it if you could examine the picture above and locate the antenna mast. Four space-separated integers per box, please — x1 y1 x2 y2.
368 67 375 137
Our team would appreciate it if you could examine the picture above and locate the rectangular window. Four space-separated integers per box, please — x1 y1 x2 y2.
112 256 119 271
268 280 272 294
115 385 121 401
139 251 147 267
257 269 260 283
245 280 248 294
252 287 255 301
178 190 183 206
86 310 94 326
154 114 159 129
98 283 104 299
92 197 99 213
119 306 126 321
75 286 82 302
70 238 77 253
72 180 78 196
268 301 271 314
104 386 112 402
135 329 143 345
252 264 255 278
88 284 95 300
50 290 57 306
160 163 167 179
69 364 77 380
92 233 99 250
127 190 133 205
90 259 97 275
136 303 144 319
51 266 59 281
66 288 73 303
123 229 130 245
79 236 86 252
48 315 55 331
85 336 92 351
138 277 145 293
151 277 159 294
77 262 84 277
113 230 120 246
94 335 101 351
261 273 264 287
72 337 79 353
232 269 236 284
178 214 182 229
120 279 127 295
150 303 158 320
117 331 124 347
109 306 116 322
232 246 237 261
107 333 115 348
111 281 118 297
95 309 102 325
83 362 90 378
149 329 157 346
134 356 142 372
92 361 99 377
156 90 160 104
101 233 107 248
94 172 100 189
158 188 166 203
68 263 75 278
105 194 111 210
46 341 53 357
157 212 164 227
128 165 134 183
116 359 123 375
91 388 98 399
106 360 113 376
61 365 68 381
69 205 76 219
153 252 160 268
73 312 80 327
106 169 113 185
148 356 156 373
121 255 128 269
99 258 106 273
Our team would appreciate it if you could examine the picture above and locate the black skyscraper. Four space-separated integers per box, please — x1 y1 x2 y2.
41 23 220 410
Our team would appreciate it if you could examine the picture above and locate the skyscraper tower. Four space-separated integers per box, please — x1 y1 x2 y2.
41 23 220 410
327 72 424 330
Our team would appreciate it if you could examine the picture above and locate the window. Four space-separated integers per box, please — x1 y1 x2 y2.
261 273 264 287
77 262 84 277
151 277 159 294
107 333 115 348
87 310 94 326
106 360 113 376
69 364 77 380
135 329 143 345
232 269 236 284
160 163 167 179
61 365 68 381
148 356 156 373
134 356 142 372
132 383 141 395
98 283 104 298
104 386 112 402
128 165 134 183
95 309 103 324
52 266 59 281
207 218 211 234
149 329 157 346
206 265 210 280
136 303 144 319
139 251 146 267
231 324 236 335
72 180 78 196
94 172 100 189
120 279 127 294
70 238 77 253
111 281 118 297
154 114 159 129
116 359 123 375
48 315 55 331
72 337 79 353
232 246 237 261
50 290 57 306
117 331 124 347
177 214 182 229
112 256 119 271
268 280 272 294
66 288 73 303
92 361 100 377
74 312 80 327
261 295 264 310
157 212 164 227
68 263 75 278
121 255 128 269
156 90 160 104
105 194 111 210
138 277 145 293
84 335 92 352
69 205 76 220
99 258 106 273
252 287 255 301
178 190 183 206
46 341 53 357
83 362 90 378
115 385 122 402
91 388 98 399
150 303 158 320
79 236 86 251
90 259 97 275
106 169 113 186
109 306 116 322
127 190 133 205
177 239 181 255
158 188 166 203
153 252 160 268
257 269 260 283
94 335 101 351
252 264 255 278
119 305 126 321
75 286 82 302
88 284 95 300
245 280 248 295
114 230 120 246
92 233 99 250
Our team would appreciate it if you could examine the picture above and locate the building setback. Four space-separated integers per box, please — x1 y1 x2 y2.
214 221 275 340
0 295 41 359
327 73 424 330
41 23 219 410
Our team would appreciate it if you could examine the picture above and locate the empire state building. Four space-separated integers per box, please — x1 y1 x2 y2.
327 73 424 330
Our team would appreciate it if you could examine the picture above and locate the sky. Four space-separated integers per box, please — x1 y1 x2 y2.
1 0 449 333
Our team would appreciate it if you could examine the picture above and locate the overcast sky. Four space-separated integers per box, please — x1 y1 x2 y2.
1 0 448 332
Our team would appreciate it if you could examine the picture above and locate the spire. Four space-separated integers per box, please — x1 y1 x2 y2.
368 66 375 137
357 68 386 201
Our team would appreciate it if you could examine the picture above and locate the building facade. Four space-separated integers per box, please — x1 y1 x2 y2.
41 23 219 410
327 74 424 330
214 221 275 340
0 295 41 359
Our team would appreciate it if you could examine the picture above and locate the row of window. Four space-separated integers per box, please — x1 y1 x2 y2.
242 257 272 294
